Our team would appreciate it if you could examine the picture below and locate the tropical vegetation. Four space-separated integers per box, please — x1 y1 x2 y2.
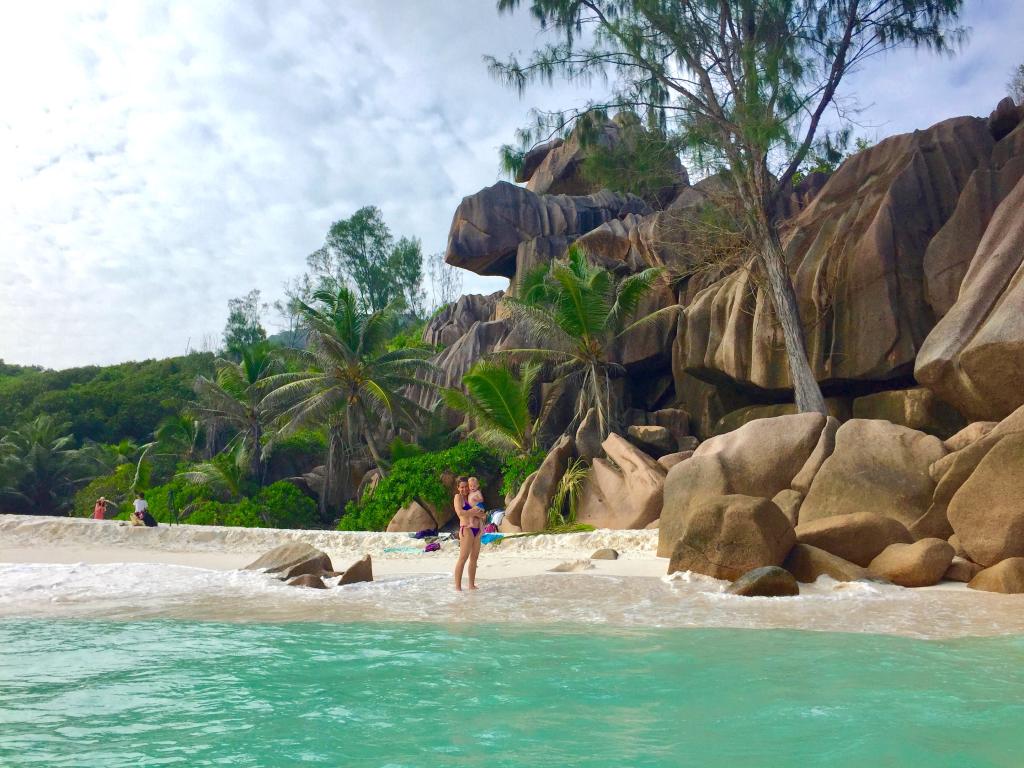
500 244 669 436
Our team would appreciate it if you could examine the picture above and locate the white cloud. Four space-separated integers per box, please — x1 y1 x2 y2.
0 0 1021 368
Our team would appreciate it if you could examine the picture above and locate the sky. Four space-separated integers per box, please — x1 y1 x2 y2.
1 0 1022 370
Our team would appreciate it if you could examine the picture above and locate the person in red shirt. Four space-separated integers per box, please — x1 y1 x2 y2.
92 497 108 520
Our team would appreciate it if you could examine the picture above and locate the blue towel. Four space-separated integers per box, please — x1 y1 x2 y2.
480 533 503 545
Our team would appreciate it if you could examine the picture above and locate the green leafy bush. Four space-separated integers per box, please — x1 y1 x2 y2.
339 441 499 531
269 429 326 460
388 438 424 463
500 449 545 498
184 481 317 529
145 475 216 523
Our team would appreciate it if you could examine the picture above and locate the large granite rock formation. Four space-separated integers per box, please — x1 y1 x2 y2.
794 512 914 567
659 413 828 557
915 118 1024 420
667 494 794 580
867 538 954 588
576 433 665 529
679 116 994 393
423 292 503 347
927 404 1024 566
798 420 947 529
445 181 649 277
518 112 689 206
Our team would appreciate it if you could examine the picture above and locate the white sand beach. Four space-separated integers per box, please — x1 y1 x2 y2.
3 514 1024 639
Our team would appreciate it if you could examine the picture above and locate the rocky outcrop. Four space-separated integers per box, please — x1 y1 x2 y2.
947 432 1024 566
577 433 665 529
445 181 649 277
798 420 946 529
659 413 828 557
968 557 1024 594
851 388 964 439
386 500 436 533
783 544 869 584
520 434 574 532
575 408 603 461
679 116 994 393
412 317 509 414
516 137 563 183
338 555 374 585
422 292 502 347
944 557 983 583
519 112 689 206
244 542 333 579
626 425 674 456
667 494 794 580
770 489 803 527
658 450 692 471
867 538 954 588
726 566 800 597
794 512 913 567
943 421 998 453
287 574 328 589
923 405 1024 567
915 121 1024 420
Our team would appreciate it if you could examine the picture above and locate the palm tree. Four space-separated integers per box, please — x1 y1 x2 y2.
78 438 142 476
0 415 85 516
501 244 672 436
441 361 541 456
177 447 249 503
154 414 202 464
264 285 435 517
192 343 279 486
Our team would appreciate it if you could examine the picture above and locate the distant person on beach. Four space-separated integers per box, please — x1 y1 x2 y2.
130 491 157 527
92 497 108 520
453 476 483 591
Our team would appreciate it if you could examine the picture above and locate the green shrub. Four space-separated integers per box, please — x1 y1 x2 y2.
339 440 499 531
388 438 424 463
268 428 327 462
500 449 545 498
145 475 215 523
183 481 317 529
254 481 318 529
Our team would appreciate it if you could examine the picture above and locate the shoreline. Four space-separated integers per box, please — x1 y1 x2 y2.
3 514 1024 640
0 513 664 578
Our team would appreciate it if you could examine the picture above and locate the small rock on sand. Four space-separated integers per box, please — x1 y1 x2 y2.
287 574 328 589
591 548 619 560
338 555 374 585
727 566 800 597
548 560 595 573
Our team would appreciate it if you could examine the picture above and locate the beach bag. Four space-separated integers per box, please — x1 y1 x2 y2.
483 523 498 534
424 541 441 552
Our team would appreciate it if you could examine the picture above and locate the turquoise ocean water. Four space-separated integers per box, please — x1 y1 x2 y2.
1 619 1022 767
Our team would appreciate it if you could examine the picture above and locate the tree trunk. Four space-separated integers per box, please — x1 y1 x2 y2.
760 230 828 415
321 427 340 519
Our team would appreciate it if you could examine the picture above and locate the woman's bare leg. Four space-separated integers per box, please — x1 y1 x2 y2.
468 531 482 589
454 529 471 592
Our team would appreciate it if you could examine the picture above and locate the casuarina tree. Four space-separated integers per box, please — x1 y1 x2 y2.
489 0 966 414
307 206 425 315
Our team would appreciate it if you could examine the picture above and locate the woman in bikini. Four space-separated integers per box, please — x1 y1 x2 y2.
453 476 484 591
